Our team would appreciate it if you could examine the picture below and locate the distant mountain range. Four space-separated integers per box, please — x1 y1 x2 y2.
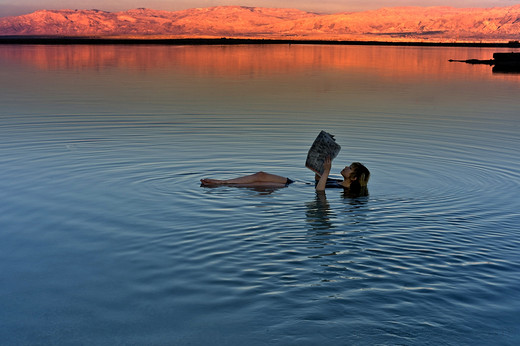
1 5 520 42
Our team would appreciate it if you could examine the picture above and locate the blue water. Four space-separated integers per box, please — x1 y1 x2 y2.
1 44 519 345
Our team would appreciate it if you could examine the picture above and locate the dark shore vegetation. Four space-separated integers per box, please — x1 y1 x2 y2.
1 36 520 47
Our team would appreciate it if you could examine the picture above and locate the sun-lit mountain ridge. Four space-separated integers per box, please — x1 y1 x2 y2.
1 5 520 42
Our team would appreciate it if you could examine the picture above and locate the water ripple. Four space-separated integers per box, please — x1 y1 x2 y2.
2 45 520 345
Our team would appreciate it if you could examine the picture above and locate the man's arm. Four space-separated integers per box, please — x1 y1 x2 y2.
315 157 331 191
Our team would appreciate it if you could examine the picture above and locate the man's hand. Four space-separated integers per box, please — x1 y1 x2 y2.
322 156 332 173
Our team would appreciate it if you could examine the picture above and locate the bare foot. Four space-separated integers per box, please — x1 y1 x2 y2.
200 178 226 186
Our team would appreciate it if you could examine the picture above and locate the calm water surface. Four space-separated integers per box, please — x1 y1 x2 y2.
1 44 519 345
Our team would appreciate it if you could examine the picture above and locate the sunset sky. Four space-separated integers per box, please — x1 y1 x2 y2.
1 0 519 17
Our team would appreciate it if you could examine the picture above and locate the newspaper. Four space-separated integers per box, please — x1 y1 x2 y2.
305 131 341 175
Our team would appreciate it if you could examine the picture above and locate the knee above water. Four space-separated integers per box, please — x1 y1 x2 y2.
255 171 268 178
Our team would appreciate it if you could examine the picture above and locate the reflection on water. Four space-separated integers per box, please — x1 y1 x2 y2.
1 43 519 79
305 191 370 233
1 44 520 345
306 192 335 231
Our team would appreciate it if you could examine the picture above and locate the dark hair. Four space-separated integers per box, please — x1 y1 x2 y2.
344 180 369 197
349 162 370 187
345 162 370 197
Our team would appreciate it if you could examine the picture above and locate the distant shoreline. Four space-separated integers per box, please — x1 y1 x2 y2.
1 36 520 48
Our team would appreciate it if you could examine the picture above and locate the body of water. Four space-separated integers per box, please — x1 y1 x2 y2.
1 44 519 345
